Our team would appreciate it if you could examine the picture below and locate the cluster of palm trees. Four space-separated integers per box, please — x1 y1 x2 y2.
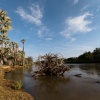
0 40 25 66
0 10 26 66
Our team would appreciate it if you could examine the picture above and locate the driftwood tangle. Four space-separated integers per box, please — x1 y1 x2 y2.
34 53 70 76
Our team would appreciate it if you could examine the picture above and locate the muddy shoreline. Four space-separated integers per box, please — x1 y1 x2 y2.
0 66 34 100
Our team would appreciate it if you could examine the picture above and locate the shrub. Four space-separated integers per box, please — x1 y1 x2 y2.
11 81 22 90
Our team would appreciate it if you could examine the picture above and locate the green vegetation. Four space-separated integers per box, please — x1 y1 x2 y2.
21 39 25 66
0 9 34 100
0 10 33 67
64 47 100 63
0 68 34 100
25 56 34 66
11 81 22 90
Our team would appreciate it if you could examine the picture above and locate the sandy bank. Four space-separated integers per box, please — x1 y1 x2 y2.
1 65 23 72
0 67 34 100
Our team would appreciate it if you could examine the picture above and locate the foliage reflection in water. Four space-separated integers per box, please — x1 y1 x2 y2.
5 64 100 100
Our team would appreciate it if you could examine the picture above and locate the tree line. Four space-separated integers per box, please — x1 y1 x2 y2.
0 10 33 66
64 48 100 63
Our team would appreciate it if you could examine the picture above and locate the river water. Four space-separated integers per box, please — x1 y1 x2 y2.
5 64 100 100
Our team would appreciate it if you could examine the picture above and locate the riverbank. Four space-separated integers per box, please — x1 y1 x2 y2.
0 67 34 100
1 65 23 72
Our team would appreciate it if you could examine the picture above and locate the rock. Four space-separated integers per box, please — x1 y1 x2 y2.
74 74 82 77
96 81 100 84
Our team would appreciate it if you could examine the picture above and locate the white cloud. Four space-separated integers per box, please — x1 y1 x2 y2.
16 4 49 37
67 12 92 33
16 4 43 26
74 0 79 4
97 6 100 12
81 4 90 11
70 38 76 42
29 4 43 19
37 26 49 37
61 12 93 38
45 38 53 41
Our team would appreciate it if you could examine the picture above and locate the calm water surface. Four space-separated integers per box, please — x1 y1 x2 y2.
5 64 100 100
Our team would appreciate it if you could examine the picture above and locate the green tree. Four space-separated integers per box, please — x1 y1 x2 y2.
78 51 93 62
0 10 12 34
25 56 33 66
0 10 12 65
16 50 23 66
93 48 100 62
10 42 19 66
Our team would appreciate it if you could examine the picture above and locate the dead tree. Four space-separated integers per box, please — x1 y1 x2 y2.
34 53 70 76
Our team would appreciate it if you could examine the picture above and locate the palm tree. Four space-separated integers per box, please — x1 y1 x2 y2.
0 10 12 65
0 10 12 34
21 39 25 52
21 39 25 66
16 50 23 65
10 41 18 66
0 34 9 64
14 42 19 65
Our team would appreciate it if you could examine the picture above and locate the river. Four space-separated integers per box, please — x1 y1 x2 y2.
5 64 100 100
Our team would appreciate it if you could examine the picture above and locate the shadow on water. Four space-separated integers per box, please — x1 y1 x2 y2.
5 64 100 100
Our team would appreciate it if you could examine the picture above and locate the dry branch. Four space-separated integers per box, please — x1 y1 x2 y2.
34 53 70 76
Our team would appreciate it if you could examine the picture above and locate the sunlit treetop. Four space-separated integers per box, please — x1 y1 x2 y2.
0 10 12 34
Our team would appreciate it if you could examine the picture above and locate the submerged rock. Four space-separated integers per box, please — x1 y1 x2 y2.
96 81 100 84
74 74 82 77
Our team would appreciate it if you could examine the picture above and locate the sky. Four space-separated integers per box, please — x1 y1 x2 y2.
0 0 100 59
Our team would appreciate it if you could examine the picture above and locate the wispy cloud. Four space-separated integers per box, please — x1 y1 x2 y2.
97 6 100 12
45 37 53 41
70 38 76 42
16 4 43 26
16 3 49 37
81 2 97 12
54 45 93 58
37 26 49 37
55 45 93 52
61 12 93 39
74 0 79 4
81 4 90 11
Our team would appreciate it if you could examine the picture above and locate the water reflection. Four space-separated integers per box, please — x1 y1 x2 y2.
5 64 100 100
79 64 100 78
25 76 70 100
35 76 70 91
5 68 24 81
67 64 100 79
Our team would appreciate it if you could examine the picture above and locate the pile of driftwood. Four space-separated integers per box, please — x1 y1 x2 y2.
33 53 70 76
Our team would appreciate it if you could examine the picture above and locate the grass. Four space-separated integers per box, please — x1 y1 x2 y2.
11 81 23 90
0 68 34 100
0 86 34 100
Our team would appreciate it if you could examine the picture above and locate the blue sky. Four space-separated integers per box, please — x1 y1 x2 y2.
0 0 100 59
